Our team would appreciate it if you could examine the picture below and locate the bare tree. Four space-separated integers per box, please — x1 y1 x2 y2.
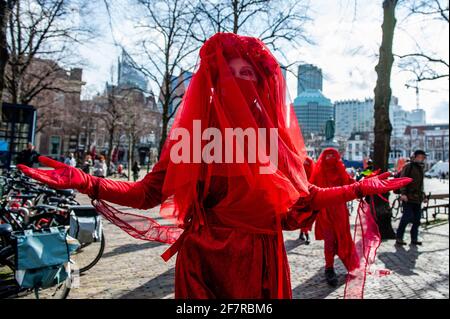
372 0 398 239
191 0 312 51
120 100 153 180
3 0 93 104
97 84 126 168
396 0 449 82
125 0 200 156
0 0 17 114
65 99 99 154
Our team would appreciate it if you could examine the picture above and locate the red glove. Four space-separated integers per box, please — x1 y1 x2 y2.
17 156 164 210
310 172 411 210
17 156 92 191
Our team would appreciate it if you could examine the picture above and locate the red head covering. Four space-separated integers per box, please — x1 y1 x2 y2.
311 148 352 187
155 32 309 233
303 156 315 181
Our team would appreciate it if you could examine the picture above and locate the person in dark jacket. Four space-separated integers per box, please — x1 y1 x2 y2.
396 150 427 246
16 143 39 167
132 161 140 182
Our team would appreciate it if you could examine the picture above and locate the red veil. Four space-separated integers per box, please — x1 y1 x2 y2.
155 33 310 233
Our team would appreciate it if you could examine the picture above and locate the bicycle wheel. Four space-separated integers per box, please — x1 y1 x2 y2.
1 261 71 299
391 198 401 219
31 279 71 299
71 231 105 273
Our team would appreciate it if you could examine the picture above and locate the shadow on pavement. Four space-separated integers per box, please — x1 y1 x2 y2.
284 238 310 253
119 267 175 299
292 266 346 299
377 244 421 276
102 241 165 259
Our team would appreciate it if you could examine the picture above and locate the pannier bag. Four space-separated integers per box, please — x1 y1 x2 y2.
69 205 102 245
13 226 79 289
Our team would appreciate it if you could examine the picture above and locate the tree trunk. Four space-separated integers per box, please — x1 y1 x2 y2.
127 134 132 181
158 113 168 159
107 127 115 167
0 0 14 113
372 0 398 240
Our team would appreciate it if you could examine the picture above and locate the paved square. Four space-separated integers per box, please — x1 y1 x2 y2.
67 178 449 299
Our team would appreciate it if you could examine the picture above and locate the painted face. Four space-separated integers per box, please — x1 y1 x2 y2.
228 58 257 82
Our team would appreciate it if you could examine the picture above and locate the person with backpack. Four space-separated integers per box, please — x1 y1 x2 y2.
395 150 428 246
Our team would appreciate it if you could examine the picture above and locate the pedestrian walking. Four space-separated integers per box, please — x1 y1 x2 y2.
396 150 428 246
132 161 140 182
82 154 93 174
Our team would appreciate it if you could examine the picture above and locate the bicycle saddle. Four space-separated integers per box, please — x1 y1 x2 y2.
56 189 75 197
0 224 13 236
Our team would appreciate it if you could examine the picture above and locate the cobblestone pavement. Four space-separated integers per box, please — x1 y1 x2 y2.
66 178 448 299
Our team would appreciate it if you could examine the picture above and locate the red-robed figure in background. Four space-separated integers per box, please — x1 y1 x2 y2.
298 156 315 244
310 148 358 287
18 33 410 299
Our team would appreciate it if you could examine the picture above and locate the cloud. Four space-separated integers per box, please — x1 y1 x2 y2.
428 100 449 124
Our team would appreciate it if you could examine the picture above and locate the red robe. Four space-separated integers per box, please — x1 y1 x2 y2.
93 166 356 299
312 162 359 271
175 189 320 299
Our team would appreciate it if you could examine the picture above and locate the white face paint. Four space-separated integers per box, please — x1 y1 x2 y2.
228 58 257 82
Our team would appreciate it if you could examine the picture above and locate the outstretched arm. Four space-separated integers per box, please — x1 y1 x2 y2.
308 172 411 210
18 156 166 210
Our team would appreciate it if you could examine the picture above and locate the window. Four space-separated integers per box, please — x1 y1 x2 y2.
50 136 61 156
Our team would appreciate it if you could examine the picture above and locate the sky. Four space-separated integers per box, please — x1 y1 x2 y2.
76 0 449 124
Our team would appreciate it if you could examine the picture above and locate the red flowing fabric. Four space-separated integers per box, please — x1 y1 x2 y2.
344 196 381 299
299 156 315 232
92 33 310 298
303 156 315 181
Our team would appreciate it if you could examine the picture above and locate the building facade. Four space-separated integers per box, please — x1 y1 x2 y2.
408 109 426 126
293 89 334 138
344 132 373 162
297 64 323 96
118 49 148 92
404 124 449 168
334 98 374 139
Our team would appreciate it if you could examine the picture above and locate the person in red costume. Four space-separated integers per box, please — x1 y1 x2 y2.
298 156 315 244
18 33 411 299
310 148 358 287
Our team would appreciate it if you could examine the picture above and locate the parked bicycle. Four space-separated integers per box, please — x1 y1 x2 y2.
0 169 106 298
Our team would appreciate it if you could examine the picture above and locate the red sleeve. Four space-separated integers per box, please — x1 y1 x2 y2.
282 185 319 231
92 166 166 210
308 183 360 211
